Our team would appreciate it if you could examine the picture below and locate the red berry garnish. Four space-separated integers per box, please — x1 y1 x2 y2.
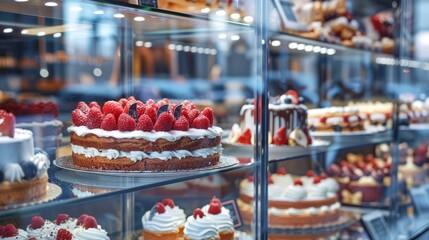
119 98 128 108
102 101 123 119
193 208 205 220
56 214 69 225
0 226 4 236
306 170 315 177
268 175 274 184
76 101 90 115
210 196 221 205
181 108 189 119
192 115 210 129
117 113 136 131
286 90 299 103
0 110 15 138
202 107 214 126
313 176 322 184
86 106 103 129
77 214 89 226
83 216 98 229
144 107 157 125
154 112 174 132
208 202 221 215
320 117 327 124
29 238 37 240
30 216 45 229
273 127 287 145
156 202 166 214
71 109 87 127
320 173 328 179
100 113 117 131
162 199 175 208
56 228 73 240
277 167 287 175
137 114 153 132
2 224 18 237
294 179 303 186
237 128 252 144
173 116 189 131
188 109 200 124
89 101 101 109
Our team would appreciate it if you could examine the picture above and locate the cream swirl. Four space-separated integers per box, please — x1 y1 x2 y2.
31 153 50 177
268 184 283 199
306 184 327 200
239 179 254 197
4 163 24 182
142 209 178 232
72 226 110 240
166 206 186 226
57 218 77 231
206 213 234 232
271 174 293 188
282 185 306 201
0 229 28 240
184 215 219 240
320 178 339 194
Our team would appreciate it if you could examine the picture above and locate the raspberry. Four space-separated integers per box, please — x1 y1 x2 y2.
208 202 221 215
136 114 153 132
0 226 3 236
162 199 175 208
89 101 101 109
83 216 98 229
181 108 189 119
306 170 315 177
313 176 322 184
210 196 221 205
273 127 287 145
320 116 327 124
277 167 287 175
102 101 123 119
2 224 18 237
157 99 169 107
294 179 303 186
188 109 200 124
71 109 87 126
146 99 155 105
119 98 128 108
193 208 205 220
156 202 165 214
173 116 189 131
76 101 90 115
77 214 89 226
137 102 146 118
56 214 69 225
144 107 157 125
30 216 45 229
182 100 196 110
202 107 214 126
42 102 59 117
101 113 117 131
56 229 73 240
128 96 136 101
154 112 174 132
192 115 210 129
86 107 103 129
123 100 136 113
237 128 252 144
117 113 136 131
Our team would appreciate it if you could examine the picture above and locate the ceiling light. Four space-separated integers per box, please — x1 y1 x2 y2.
231 35 240 41
230 13 240 20
305 45 313 52
113 13 125 18
297 44 305 50
243 16 254 23
134 16 145 22
40 69 49 78
45 2 58 7
313 46 321 53
93 10 104 15
327 48 336 55
168 44 175 50
3 28 13 33
288 42 297 49
93 68 102 77
53 33 62 38
271 40 281 47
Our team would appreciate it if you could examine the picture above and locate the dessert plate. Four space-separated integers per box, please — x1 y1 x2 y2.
54 155 238 178
0 183 62 211
309 126 390 144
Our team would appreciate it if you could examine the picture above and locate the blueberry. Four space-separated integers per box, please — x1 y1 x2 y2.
310 125 317 132
0 170 4 182
20 161 38 180
333 125 343 132
284 97 293 104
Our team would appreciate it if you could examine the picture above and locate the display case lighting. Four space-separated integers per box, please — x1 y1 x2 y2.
231 35 240 41
45 2 58 7
288 42 297 49
230 13 240 20
53 33 62 38
190 46 197 53
183 46 190 52
14 0 29 2
144 42 152 48
210 49 217 55
134 16 145 22
327 48 336 55
197 47 204 54
113 13 125 18
271 40 281 47
175 45 183 51
21 30 28 34
297 44 305 50
93 10 104 15
37 32 46 36
201 8 210 14
305 45 313 52
40 69 49 78
216 9 227 16
204 48 211 54
93 68 102 77
135 41 144 47
3 28 13 33
168 44 175 50
243 16 254 23
313 46 321 53
218 33 227 39
320 47 327 54
70 6 83 11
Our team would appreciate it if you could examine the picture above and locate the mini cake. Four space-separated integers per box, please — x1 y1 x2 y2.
68 97 223 171
142 202 180 239
238 172 341 228
308 107 364 132
0 110 50 206
201 197 234 240
184 208 220 240
228 91 312 147
347 101 393 128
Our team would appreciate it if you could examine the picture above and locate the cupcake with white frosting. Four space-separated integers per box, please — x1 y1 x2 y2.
184 208 220 240
162 199 186 238
72 215 109 240
203 197 234 240
142 202 179 240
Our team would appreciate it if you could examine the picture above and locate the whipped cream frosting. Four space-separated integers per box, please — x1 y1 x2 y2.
269 201 340 216
71 145 221 161
26 220 57 240
282 185 307 201
268 184 284 199
142 209 179 232
239 179 254 197
72 226 110 240
306 184 327 200
271 174 293 188
0 229 28 240
4 163 24 182
166 205 186 227
320 178 340 194
16 119 63 128
32 153 50 177
201 205 231 216
205 212 234 232
57 218 77 231
184 215 219 240
68 126 223 142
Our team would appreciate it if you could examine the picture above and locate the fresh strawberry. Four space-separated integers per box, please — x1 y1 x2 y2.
320 116 327 123
313 176 322 184
144 107 157 125
273 127 287 145
102 101 123 119
71 109 87 127
154 112 174 131
76 101 90 115
193 208 205 219
202 107 214 126
101 113 117 131
86 107 103 129
342 116 349 122
0 110 15 137
294 179 303 186
173 116 189 131
128 96 136 102
119 98 128 108
208 202 221 215
237 128 252 144
181 108 189 119
162 199 175 208
277 167 287 175
77 214 89 226
286 90 299 104
89 101 101 109
83 216 97 229
156 202 165 214
117 113 136 131
30 216 45 229
210 196 221 205
188 109 200 124
56 214 69 225
146 99 155 105
137 114 153 132
247 175 254 182
2 224 18 237
192 115 210 129
56 229 73 240
306 170 315 177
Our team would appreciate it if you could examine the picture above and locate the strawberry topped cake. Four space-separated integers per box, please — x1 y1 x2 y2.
68 97 223 171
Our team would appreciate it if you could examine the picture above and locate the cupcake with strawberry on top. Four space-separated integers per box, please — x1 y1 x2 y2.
72 215 109 240
202 197 234 240
142 202 180 240
184 208 220 240
0 224 28 240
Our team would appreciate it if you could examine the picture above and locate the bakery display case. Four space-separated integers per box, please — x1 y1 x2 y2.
0 0 429 239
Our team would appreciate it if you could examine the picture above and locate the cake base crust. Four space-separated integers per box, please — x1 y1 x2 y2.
143 229 178 240
0 174 48 206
